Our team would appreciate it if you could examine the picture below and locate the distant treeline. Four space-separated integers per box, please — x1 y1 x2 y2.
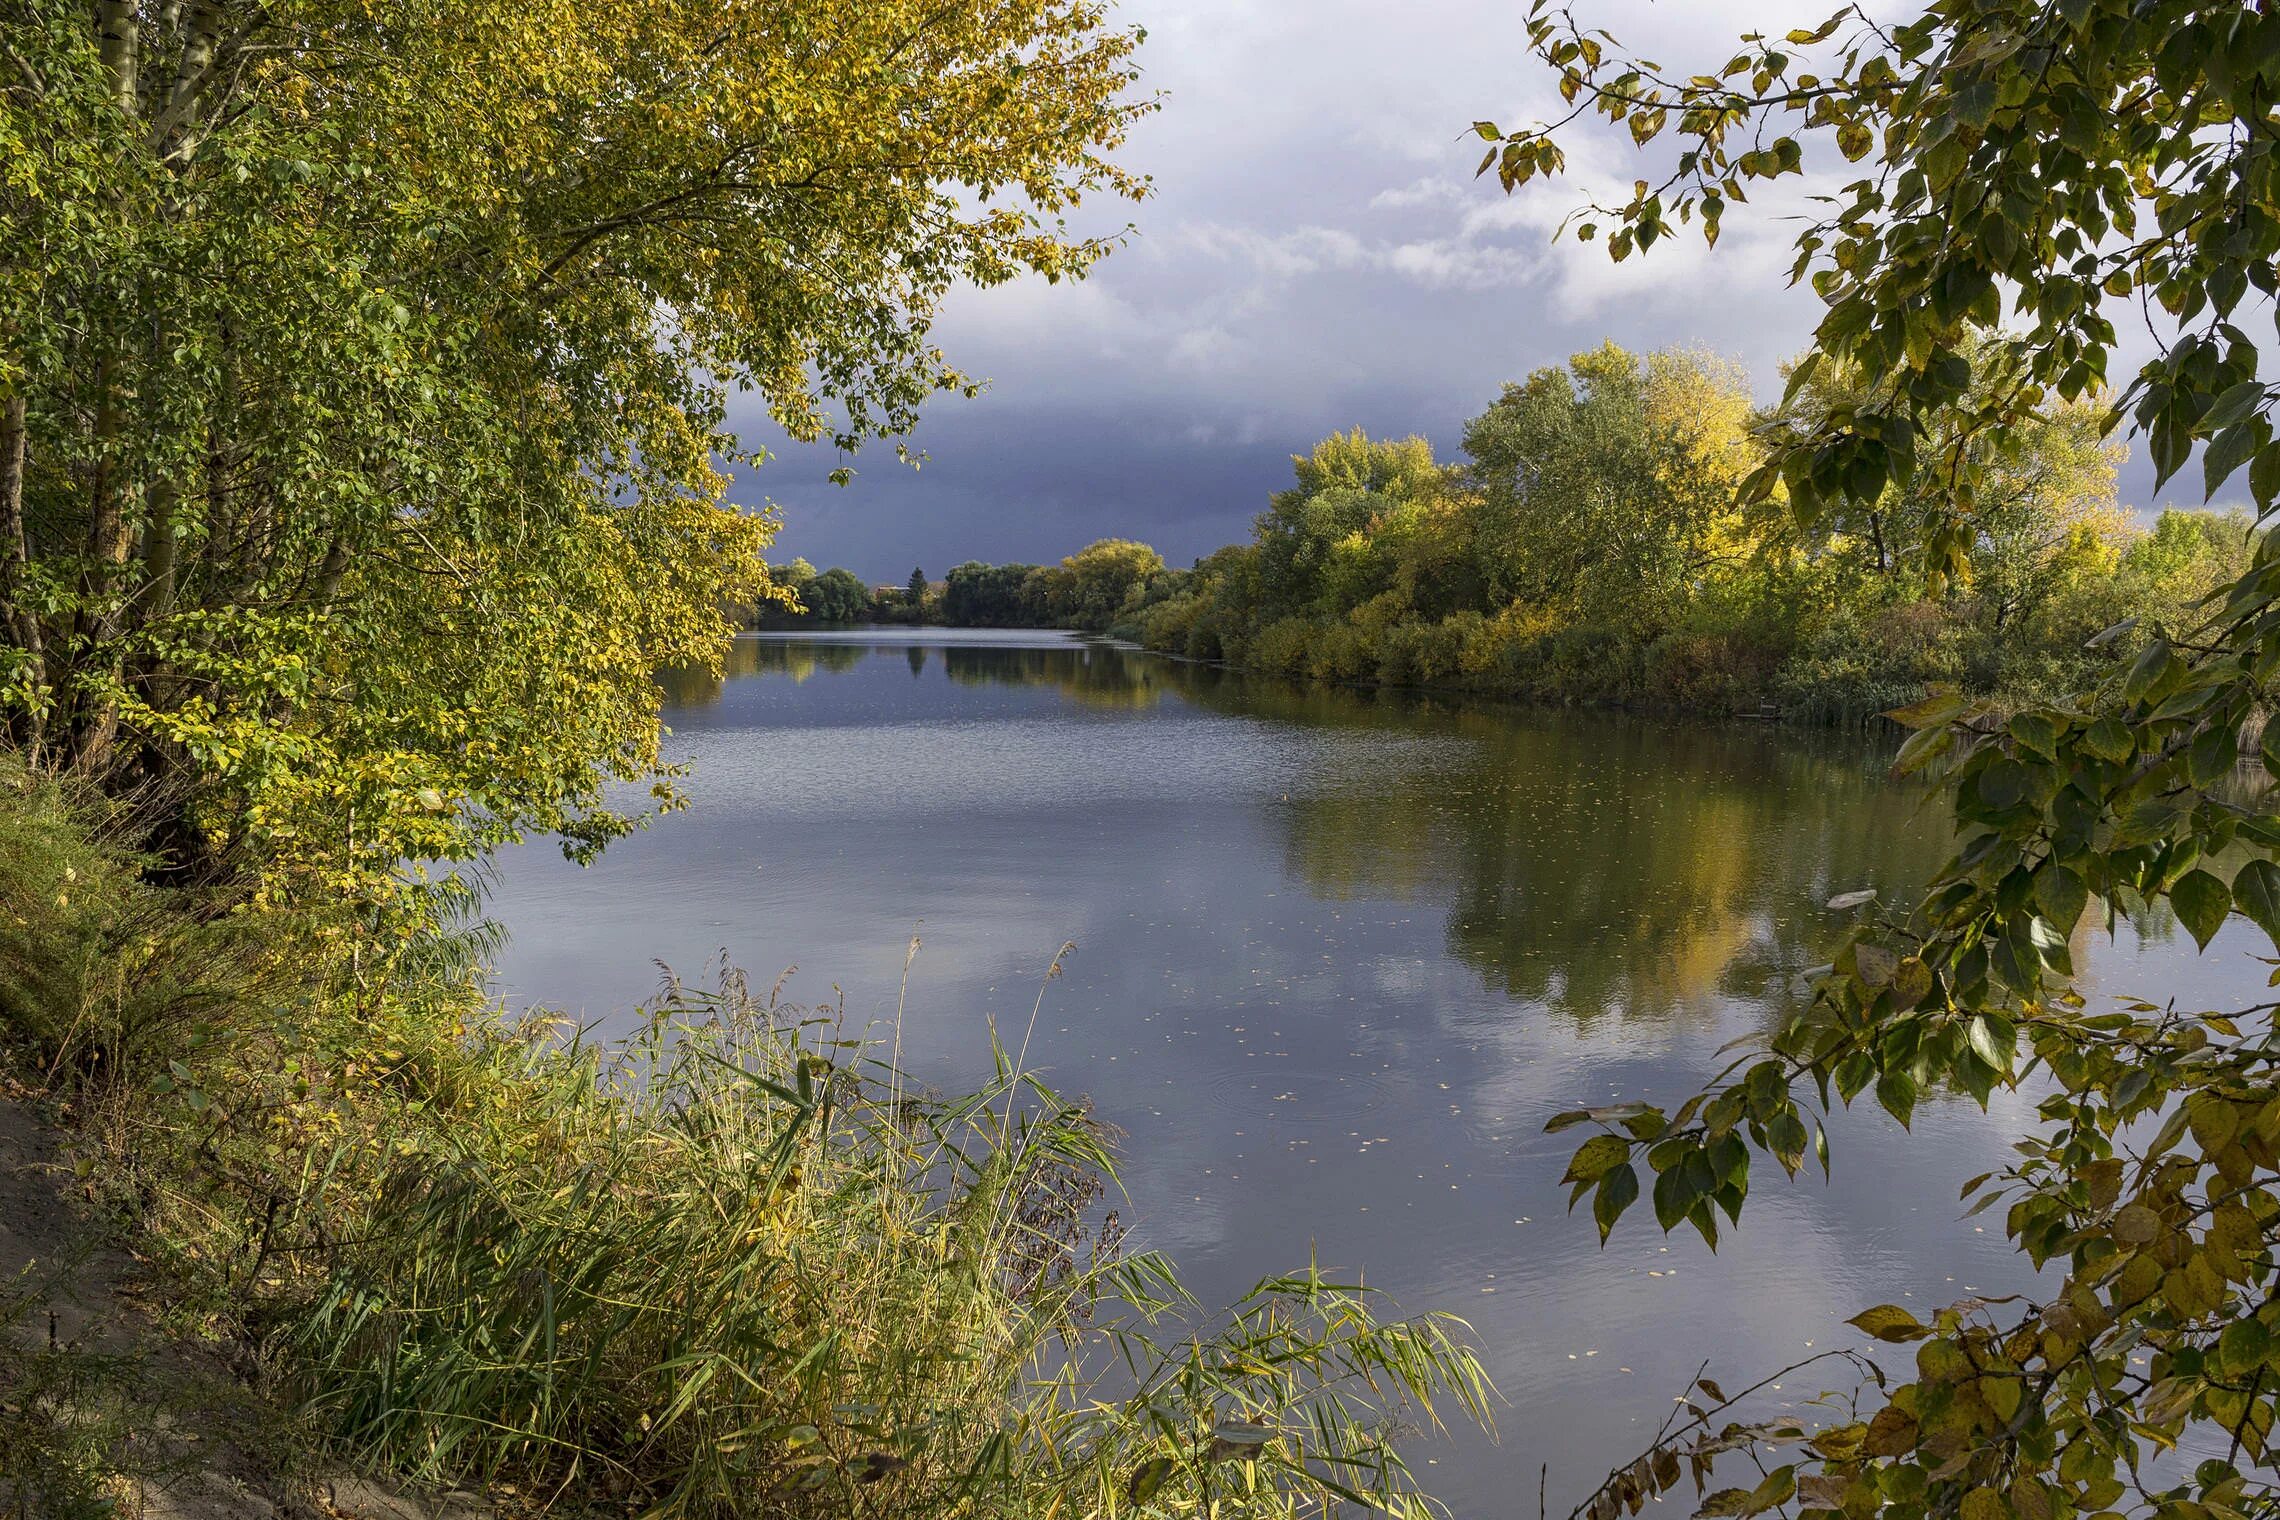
744 539 1166 631
747 336 2251 719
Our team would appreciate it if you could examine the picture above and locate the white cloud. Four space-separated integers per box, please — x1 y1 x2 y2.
1161 217 1540 293
1369 176 1469 213
1169 325 1241 369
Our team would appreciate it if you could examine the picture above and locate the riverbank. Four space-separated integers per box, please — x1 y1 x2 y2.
0 1082 492 1520
743 617 2004 728
0 767 1488 1519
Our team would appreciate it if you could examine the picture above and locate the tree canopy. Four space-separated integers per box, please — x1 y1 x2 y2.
944 561 1049 627
1474 3 2280 1517
0 1 1149 886
1465 344 1758 627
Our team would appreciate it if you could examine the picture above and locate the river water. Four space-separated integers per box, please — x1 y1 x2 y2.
483 629 2267 1516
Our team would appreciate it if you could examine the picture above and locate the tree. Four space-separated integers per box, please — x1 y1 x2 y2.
1252 431 1457 618
753 559 820 629
943 561 1047 627
0 1 1149 885
804 569 872 625
908 566 930 608
1479 3 2280 1516
2106 511 2258 634
1763 334 2133 663
1034 538 1166 629
1461 344 1759 629
1764 334 2128 621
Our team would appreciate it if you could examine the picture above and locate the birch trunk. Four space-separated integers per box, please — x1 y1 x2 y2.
95 0 139 114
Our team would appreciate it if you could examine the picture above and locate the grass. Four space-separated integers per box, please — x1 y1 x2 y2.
0 769 1494 1519
0 1284 137 1520
286 969 1493 1517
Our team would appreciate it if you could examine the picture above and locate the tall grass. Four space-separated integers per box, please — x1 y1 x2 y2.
0 766 282 1082
0 772 1492 1517
287 967 1494 1518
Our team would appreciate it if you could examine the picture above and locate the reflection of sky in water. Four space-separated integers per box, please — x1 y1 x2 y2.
485 632 2272 1517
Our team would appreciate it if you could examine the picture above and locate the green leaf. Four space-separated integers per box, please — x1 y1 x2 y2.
2255 439 2280 512
1876 1068 1918 1128
1744 1465 1796 1516
1966 1014 2014 1072
2231 858 2280 946
1892 722 1955 778
2189 720 2240 785
2007 711 2060 757
1652 1157 1699 1230
2033 863 2088 930
1563 1133 1630 1184
2205 418 2264 497
2082 717 2135 761
1885 689 1972 729
2123 639 2174 704
1592 1162 1639 1242
2207 379 2270 431
2170 868 2231 949
2220 1317 2272 1371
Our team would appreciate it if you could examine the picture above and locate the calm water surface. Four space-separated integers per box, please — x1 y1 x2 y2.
485 630 2268 1516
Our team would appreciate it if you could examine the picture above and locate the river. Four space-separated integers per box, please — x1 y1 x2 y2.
484 629 2267 1516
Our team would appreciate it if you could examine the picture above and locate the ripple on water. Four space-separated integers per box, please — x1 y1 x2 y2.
1193 1049 1404 1128
664 714 1477 820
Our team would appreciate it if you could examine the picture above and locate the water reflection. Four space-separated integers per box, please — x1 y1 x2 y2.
1171 681 1954 1026
669 637 1957 1027
661 636 1179 710
657 636 868 704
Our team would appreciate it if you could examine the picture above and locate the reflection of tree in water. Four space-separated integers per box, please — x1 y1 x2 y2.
658 634 1964 1025
1165 675 1955 1027
659 635 1171 710
657 638 864 707
938 644 1169 709
1429 723 1949 1026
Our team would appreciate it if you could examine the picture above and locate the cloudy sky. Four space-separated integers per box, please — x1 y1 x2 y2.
741 0 2176 583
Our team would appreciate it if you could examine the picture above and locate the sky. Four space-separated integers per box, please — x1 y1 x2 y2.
739 0 2183 583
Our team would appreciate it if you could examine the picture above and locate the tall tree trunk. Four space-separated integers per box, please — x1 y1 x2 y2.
96 0 140 114
71 359 134 773
144 474 178 616
0 394 44 755
153 0 228 158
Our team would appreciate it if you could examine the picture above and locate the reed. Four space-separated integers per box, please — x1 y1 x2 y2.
287 965 1493 1518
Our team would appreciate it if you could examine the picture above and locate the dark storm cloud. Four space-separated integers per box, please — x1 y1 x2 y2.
753 385 1453 579
732 0 2207 583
